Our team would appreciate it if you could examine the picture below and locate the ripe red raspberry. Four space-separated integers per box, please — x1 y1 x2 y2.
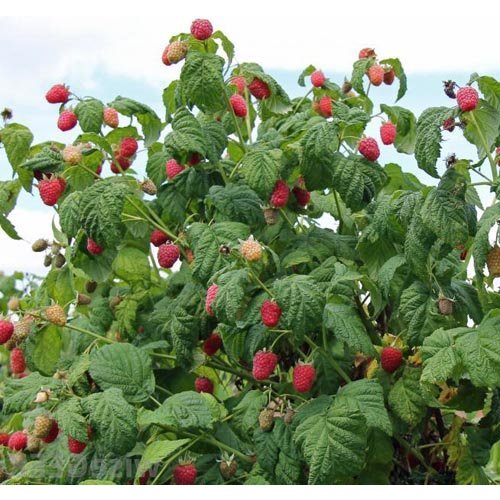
229 94 247 117
162 45 172 66
103 107 119 128
119 137 138 157
158 243 180 268
230 76 246 95
8 431 27 451
45 84 70 104
368 65 384 86
202 333 222 356
173 463 197 485
293 364 316 392
0 432 10 447
442 117 456 132
456 86 479 112
383 67 395 85
311 70 326 88
95 164 103 175
41 421 59 444
252 350 278 380
292 186 311 207
359 47 376 59
10 348 26 374
380 347 403 373
248 78 271 100
57 110 78 131
68 436 87 454
358 137 380 161
188 152 202 166
260 300 282 327
166 159 185 179
205 284 219 316
110 153 131 173
39 177 65 206
87 238 104 255
150 229 169 247
194 376 214 394
269 180 289 208
318 96 332 118
0 319 14 344
380 122 397 145
190 18 213 40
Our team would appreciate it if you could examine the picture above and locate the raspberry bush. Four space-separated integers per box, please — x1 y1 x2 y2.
0 20 499 486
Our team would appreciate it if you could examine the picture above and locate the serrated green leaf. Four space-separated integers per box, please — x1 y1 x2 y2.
75 99 104 133
55 398 89 442
1 123 33 167
240 149 281 199
112 246 150 284
212 269 249 324
388 367 426 426
463 100 500 158
135 439 190 480
59 191 83 238
232 390 267 434
380 57 407 101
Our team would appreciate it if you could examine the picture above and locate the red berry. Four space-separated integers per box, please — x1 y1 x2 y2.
496 147 500 166
318 96 332 118
119 137 138 157
380 122 397 145
383 67 395 85
293 364 316 393
42 421 59 444
442 117 456 132
252 350 278 380
0 319 14 344
68 436 87 454
229 94 247 118
292 186 311 207
10 348 26 374
205 284 219 316
368 65 384 86
359 47 376 59
45 84 70 104
173 463 197 485
95 164 103 175
166 159 185 179
311 70 326 88
161 45 172 66
190 18 213 40
230 76 246 95
103 107 119 128
358 137 380 162
194 376 214 394
269 180 289 208
87 238 104 255
188 152 202 166
57 110 77 131
248 78 271 100
202 333 222 356
8 431 27 451
380 347 403 373
456 86 479 112
157 243 180 269
260 300 282 328
110 153 131 173
150 229 169 247
0 432 10 447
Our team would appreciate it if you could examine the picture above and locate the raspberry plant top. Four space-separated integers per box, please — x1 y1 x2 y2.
0 19 499 486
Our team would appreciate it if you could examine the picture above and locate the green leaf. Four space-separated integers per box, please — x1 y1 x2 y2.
112 246 150 284
337 379 392 435
273 275 325 342
377 254 407 299
75 99 104 133
212 269 249 324
388 367 427 426
0 123 33 167
135 439 190 480
199 116 228 163
380 57 407 101
475 75 500 113
29 324 62 376
415 107 450 178
213 30 234 67
59 191 83 238
473 203 500 276
240 149 281 198
323 301 376 355
89 343 155 403
44 267 75 307
145 150 168 187
180 52 226 113
463 100 500 158
294 398 367 484
21 146 63 172
232 390 267 434
0 212 21 240
81 388 138 455
380 104 416 154
350 59 372 96
55 398 89 442
164 108 207 158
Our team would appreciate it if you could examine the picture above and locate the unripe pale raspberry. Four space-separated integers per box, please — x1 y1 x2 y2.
260 300 282 327
103 107 119 128
456 86 479 112
293 364 316 392
166 159 185 179
62 144 83 165
487 245 500 277
368 65 384 86
358 137 380 161
119 137 138 157
45 84 70 104
248 78 271 100
157 243 180 268
167 41 188 64
194 376 214 394
57 110 78 131
45 304 66 326
318 96 332 118
380 122 397 145
150 229 169 247
87 238 104 255
229 94 247 117
34 415 54 439
259 408 274 431
230 75 246 95
240 236 262 261
205 284 219 316
269 180 289 208
310 70 326 88
252 350 278 380
190 19 213 40
141 179 157 195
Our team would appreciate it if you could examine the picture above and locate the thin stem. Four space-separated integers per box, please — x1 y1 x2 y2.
292 88 313 114
248 270 274 297
65 323 114 344
333 190 344 229
306 333 351 384
149 395 162 407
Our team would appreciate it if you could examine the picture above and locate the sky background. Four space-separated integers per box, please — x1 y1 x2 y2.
1 0 499 276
